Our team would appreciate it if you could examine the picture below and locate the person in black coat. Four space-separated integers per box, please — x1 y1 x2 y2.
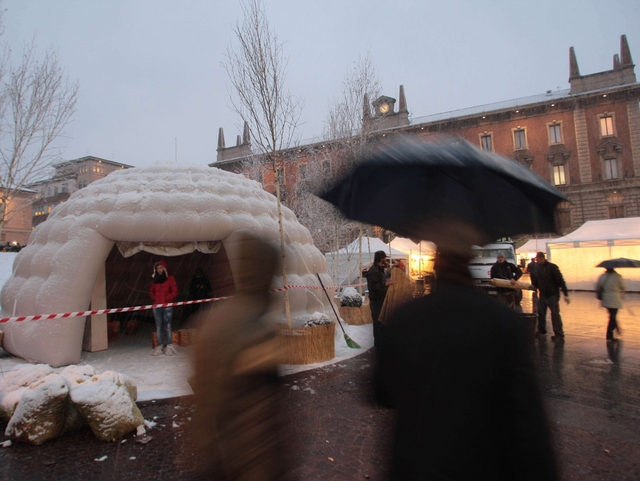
531 252 569 341
375 248 558 481
367 250 394 347
490 251 523 310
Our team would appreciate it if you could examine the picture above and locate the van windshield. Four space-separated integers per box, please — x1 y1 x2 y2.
472 249 515 261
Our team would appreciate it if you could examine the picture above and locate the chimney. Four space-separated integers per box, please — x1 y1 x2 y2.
620 34 634 67
569 46 580 80
217 128 225 150
242 121 250 145
398 85 408 113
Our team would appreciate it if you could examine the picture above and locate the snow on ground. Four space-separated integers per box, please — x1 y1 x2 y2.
0 253 373 401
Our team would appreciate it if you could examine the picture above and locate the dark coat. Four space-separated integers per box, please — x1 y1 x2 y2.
375 281 558 481
490 261 523 293
532 261 568 298
188 275 212 300
367 263 388 300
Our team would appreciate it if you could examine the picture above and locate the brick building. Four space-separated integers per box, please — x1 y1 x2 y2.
212 35 639 238
0 188 36 245
27 156 134 228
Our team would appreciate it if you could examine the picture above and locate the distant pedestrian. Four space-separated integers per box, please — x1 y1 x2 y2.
596 268 626 342
186 267 212 316
149 260 179 356
366 250 394 347
490 251 522 310
532 252 569 341
527 257 539 314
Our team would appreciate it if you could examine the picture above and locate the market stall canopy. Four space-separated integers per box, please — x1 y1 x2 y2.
325 237 406 287
548 217 640 291
516 238 558 257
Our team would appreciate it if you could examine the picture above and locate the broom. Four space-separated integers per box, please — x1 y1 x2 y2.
316 273 361 349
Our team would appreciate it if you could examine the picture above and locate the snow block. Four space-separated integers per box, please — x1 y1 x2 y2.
70 373 143 442
5 373 69 445
0 364 54 420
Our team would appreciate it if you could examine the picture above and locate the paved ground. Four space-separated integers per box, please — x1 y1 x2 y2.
1 291 640 480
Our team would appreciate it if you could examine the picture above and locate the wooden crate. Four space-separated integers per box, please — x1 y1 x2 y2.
275 323 335 365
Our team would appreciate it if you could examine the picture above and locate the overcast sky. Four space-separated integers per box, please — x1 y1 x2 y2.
3 0 639 168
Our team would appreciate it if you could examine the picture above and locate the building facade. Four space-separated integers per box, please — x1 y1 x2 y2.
212 35 639 239
28 156 133 228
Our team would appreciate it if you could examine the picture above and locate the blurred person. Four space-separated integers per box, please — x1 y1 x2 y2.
375 222 558 481
527 257 539 313
367 250 395 347
490 251 523 310
149 260 179 356
532 252 569 341
191 233 288 480
596 268 626 342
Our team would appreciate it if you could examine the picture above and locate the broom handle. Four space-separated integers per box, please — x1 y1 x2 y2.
316 273 347 335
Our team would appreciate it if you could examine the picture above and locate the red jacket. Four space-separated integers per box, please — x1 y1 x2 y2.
149 260 179 305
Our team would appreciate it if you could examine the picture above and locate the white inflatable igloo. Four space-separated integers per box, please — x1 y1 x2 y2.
0 165 333 367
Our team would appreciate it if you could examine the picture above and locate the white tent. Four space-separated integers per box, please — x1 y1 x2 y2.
516 238 558 264
389 238 436 279
547 217 640 291
325 237 406 287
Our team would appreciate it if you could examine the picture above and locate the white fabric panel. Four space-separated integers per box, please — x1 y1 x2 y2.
0 165 332 367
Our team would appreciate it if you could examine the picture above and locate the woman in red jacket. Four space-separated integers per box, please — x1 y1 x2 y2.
149 260 179 356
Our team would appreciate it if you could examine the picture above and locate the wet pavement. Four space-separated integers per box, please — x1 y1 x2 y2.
1 291 640 480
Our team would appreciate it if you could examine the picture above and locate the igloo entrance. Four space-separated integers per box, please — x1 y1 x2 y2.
86 243 235 352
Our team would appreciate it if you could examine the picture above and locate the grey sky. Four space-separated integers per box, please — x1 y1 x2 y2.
3 0 639 168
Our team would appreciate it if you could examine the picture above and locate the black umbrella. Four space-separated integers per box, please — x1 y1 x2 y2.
320 139 567 244
596 258 640 269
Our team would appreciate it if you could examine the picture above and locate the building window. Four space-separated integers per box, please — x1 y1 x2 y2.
608 205 624 219
552 164 566 185
600 115 615 137
549 123 562 144
604 158 621 180
61 184 68 193
513 128 527 150
556 209 571 230
323 161 331 175
479 133 493 152
276 167 285 186
299 163 307 180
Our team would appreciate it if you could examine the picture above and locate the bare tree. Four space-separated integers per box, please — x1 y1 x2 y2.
293 55 381 290
0 28 79 240
222 0 302 325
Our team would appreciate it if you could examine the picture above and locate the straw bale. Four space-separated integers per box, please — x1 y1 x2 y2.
275 323 335 365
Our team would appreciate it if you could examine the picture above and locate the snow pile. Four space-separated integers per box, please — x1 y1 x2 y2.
70 371 144 442
0 364 54 419
340 287 363 307
1 363 143 444
303 311 333 327
5 373 69 445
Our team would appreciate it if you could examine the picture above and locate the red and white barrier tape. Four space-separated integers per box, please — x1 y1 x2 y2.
0 282 367 324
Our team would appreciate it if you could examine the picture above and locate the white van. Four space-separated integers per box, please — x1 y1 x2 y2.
468 242 516 293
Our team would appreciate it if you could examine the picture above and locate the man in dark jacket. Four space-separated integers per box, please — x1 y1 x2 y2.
375 249 558 480
367 250 394 347
490 251 522 310
531 252 570 340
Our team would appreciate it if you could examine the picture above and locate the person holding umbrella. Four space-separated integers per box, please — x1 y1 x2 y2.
596 267 626 342
532 252 569 341
321 139 562 480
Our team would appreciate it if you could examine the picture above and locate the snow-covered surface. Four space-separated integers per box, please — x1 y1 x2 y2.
0 252 374 401
0 165 333 367
0 323 373 401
